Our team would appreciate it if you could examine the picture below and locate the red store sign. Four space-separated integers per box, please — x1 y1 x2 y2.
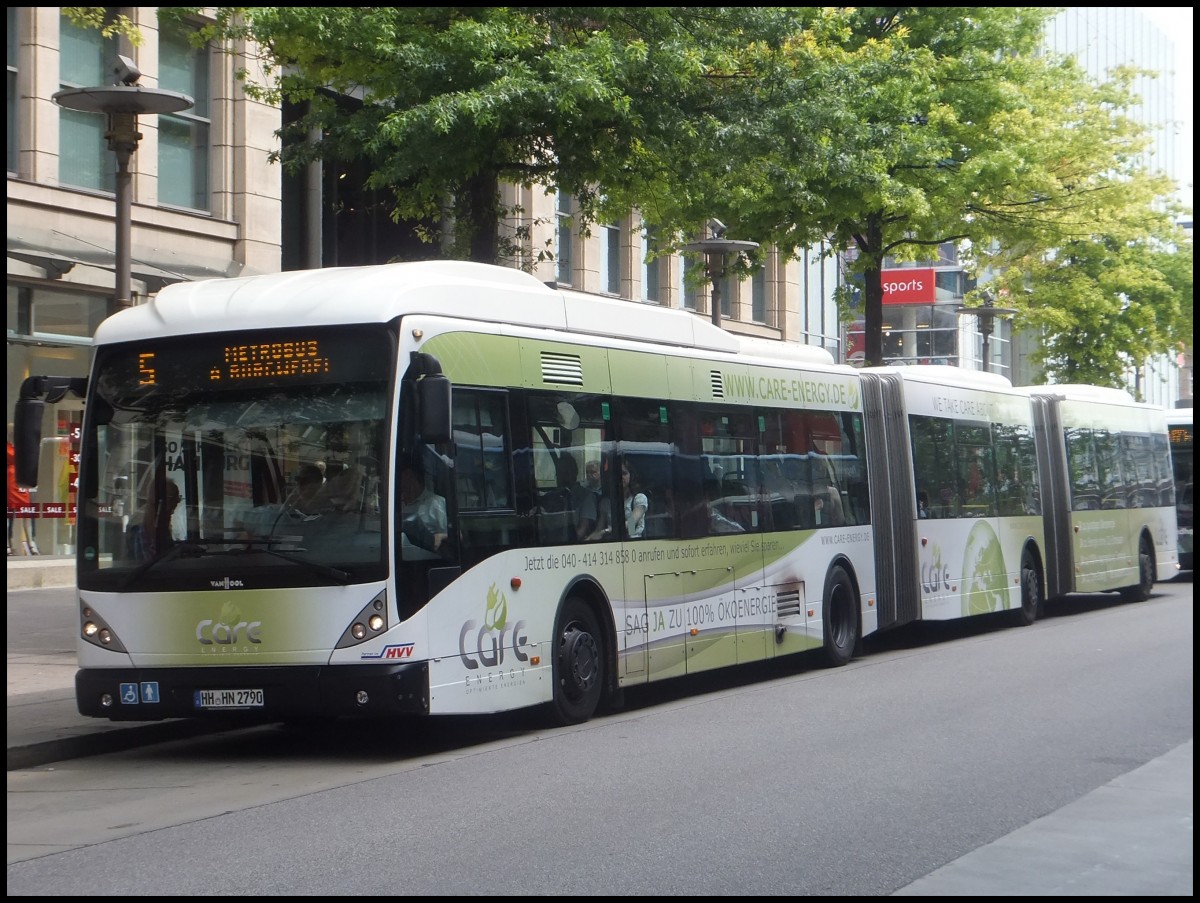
881 268 936 304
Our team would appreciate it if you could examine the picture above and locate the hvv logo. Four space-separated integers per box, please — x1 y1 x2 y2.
360 643 415 661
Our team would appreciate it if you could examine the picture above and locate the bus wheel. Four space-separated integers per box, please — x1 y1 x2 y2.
821 566 858 668
1013 549 1041 626
550 597 604 726
1120 537 1155 602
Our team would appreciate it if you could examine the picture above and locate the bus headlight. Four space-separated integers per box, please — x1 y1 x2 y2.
335 590 390 648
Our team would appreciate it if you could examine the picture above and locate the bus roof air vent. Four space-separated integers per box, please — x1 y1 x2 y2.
541 351 584 386
710 370 725 399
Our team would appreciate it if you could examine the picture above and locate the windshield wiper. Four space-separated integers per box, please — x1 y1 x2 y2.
226 544 352 584
119 541 208 590
119 536 352 587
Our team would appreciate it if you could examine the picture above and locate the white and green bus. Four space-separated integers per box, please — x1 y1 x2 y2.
11 262 1177 726
1024 384 1179 599
13 261 876 725
859 366 1048 629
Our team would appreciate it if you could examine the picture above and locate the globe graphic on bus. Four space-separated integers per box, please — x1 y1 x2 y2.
961 520 1008 616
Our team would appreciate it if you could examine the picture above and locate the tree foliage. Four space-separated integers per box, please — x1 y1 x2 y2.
995 233 1192 390
147 8 1191 383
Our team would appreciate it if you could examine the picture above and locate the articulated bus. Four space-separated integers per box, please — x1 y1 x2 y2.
859 367 1047 630
1166 407 1193 572
1024 385 1178 600
11 261 1177 727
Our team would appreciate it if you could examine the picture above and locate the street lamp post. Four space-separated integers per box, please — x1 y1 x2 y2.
956 293 1017 374
682 220 760 328
53 56 193 310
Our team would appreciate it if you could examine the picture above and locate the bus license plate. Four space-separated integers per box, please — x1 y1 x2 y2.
194 689 264 709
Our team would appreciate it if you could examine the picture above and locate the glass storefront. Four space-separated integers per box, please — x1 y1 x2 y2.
7 283 107 558
846 303 963 367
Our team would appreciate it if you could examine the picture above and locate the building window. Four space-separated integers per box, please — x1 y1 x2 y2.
58 11 118 192
751 268 767 323
640 226 662 303
719 273 732 318
681 256 698 311
555 191 573 286
7 7 16 174
599 222 621 294
158 21 210 211
7 284 109 343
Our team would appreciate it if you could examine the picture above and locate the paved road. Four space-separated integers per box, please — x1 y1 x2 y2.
6 580 1193 894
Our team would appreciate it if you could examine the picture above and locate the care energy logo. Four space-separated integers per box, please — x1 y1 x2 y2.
195 598 262 653
459 583 530 673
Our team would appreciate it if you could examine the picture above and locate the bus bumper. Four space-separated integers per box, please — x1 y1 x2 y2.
75 662 431 721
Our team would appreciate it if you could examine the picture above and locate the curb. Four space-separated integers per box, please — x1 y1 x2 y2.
6 557 75 591
7 718 238 771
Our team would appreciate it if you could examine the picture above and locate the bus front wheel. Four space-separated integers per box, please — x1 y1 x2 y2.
1120 537 1155 602
550 597 605 725
821 565 858 668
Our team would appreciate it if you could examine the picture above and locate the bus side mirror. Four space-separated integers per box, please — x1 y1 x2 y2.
418 375 452 445
13 397 45 488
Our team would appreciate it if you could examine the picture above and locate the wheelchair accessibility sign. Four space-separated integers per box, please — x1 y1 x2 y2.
119 682 161 705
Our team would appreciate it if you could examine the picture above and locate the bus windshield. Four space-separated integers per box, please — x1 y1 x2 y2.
76 325 395 591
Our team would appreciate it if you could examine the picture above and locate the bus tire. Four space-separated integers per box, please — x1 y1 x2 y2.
1120 537 1155 602
550 597 605 726
821 565 858 668
1012 549 1042 626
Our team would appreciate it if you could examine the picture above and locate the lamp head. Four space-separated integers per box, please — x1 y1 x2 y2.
114 55 141 86
707 218 727 239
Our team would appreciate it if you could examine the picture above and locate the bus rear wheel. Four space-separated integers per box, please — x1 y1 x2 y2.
821 565 858 668
1012 549 1041 626
550 597 605 726
1120 537 1155 602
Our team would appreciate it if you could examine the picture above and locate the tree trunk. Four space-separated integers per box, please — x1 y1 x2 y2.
862 215 886 367
460 171 501 264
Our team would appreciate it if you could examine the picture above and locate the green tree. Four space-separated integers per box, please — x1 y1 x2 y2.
174 6 817 266
96 7 1189 381
631 7 1187 371
997 233 1193 391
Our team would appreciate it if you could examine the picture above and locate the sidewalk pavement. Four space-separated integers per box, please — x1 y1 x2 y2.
6 651 231 772
6 563 1193 895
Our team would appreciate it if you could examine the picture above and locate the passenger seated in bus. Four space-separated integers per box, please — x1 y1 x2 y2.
812 457 845 527
621 461 648 539
574 459 610 540
291 464 326 516
400 462 448 557
127 479 182 560
917 490 930 519
321 460 366 513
